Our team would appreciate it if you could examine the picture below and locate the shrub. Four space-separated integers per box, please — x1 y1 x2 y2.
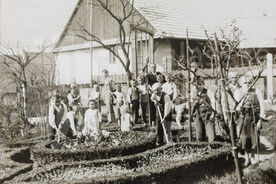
17 142 233 184
31 132 156 166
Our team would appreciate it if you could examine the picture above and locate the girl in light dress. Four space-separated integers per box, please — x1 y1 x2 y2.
120 99 134 132
82 100 102 138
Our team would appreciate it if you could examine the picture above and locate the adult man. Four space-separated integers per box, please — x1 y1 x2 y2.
191 77 215 142
218 72 243 136
102 69 115 124
226 72 242 113
237 74 264 166
147 64 160 86
151 85 172 145
146 64 163 127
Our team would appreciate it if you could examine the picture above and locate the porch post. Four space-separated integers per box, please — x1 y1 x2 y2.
149 35 154 63
131 31 138 78
267 53 273 100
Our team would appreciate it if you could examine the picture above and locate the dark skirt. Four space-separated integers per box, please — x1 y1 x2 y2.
237 110 259 152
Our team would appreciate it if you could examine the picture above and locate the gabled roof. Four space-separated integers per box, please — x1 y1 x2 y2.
134 0 276 48
134 0 260 40
55 0 276 48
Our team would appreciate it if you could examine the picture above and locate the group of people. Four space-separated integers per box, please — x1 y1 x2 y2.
48 63 264 166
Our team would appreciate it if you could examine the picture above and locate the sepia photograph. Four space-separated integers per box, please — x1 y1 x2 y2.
0 0 276 183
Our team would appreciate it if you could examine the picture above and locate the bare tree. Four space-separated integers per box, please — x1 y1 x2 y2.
175 23 266 184
0 44 46 135
72 0 146 86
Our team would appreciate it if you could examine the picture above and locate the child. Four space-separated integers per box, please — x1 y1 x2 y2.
120 100 134 132
89 84 100 102
137 76 148 124
151 74 164 127
173 94 187 127
82 100 102 138
67 87 80 107
113 84 124 129
67 105 84 137
152 74 164 93
162 74 177 101
127 79 140 124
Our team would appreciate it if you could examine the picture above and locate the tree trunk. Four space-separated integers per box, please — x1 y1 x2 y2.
126 70 132 87
21 65 28 136
21 81 28 132
214 34 243 184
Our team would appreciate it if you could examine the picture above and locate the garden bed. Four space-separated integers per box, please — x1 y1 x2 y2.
17 142 233 184
0 147 33 183
0 164 32 184
31 132 156 166
101 122 147 132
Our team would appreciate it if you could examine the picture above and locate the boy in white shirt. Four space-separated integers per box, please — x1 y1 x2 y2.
162 74 177 101
137 76 148 124
82 100 102 139
127 79 140 124
113 84 124 129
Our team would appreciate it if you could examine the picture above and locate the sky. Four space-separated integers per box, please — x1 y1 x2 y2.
0 0 275 50
0 0 78 49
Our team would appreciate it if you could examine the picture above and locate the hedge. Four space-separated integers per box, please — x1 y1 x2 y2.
15 142 233 184
31 132 156 166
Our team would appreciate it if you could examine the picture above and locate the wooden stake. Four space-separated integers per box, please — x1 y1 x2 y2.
157 105 169 144
186 29 192 142
90 0 93 85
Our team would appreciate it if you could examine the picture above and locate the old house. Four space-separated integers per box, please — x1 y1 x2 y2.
53 0 276 99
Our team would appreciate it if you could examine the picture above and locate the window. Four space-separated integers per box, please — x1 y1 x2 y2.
109 46 117 64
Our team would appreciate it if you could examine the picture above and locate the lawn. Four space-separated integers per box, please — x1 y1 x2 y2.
197 110 276 184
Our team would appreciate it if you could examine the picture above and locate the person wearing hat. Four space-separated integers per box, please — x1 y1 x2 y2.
236 74 264 166
146 64 163 127
191 77 215 142
102 69 116 124
151 85 172 144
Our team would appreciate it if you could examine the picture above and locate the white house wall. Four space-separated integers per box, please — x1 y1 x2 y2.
55 46 132 85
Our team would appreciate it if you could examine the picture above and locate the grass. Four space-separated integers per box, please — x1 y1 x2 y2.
197 110 276 184
262 110 276 146
197 154 276 184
